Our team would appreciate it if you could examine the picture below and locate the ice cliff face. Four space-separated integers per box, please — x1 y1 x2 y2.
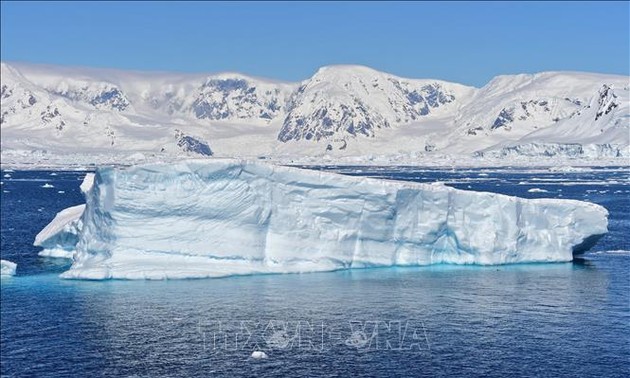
55 160 608 280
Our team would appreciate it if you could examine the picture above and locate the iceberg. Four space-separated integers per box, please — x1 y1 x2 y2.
34 173 93 259
50 159 608 280
1 260 17 276
34 204 84 259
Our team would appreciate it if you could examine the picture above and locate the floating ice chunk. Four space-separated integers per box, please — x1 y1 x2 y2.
57 159 609 280
250 351 268 359
1 260 17 276
527 188 549 193
34 174 94 259
34 204 85 258
41 183 54 188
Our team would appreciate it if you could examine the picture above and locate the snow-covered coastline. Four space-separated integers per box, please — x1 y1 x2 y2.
2 62 628 169
1 150 628 171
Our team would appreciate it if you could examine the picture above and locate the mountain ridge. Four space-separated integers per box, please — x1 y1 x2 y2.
1 61 628 166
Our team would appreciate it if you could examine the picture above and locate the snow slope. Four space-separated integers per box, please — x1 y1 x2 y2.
1 62 628 167
56 159 608 280
477 83 630 158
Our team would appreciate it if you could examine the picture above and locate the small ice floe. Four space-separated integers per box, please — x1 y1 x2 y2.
1 260 17 276
50 173 57 176
528 188 548 193
42 183 55 188
250 351 268 359
3 174 11 178
58 190 65 194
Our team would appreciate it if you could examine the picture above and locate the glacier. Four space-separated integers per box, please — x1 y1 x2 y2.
47 160 609 280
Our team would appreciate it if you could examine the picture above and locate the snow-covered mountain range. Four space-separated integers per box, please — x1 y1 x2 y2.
1 62 628 167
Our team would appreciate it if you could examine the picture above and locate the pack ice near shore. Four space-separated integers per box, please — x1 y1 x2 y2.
41 160 608 280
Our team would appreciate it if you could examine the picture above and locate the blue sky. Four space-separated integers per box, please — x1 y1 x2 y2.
1 1 628 87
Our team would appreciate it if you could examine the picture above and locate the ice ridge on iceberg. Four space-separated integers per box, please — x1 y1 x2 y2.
48 160 608 280
33 173 93 258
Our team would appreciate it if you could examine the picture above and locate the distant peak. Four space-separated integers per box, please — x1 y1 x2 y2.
316 64 379 74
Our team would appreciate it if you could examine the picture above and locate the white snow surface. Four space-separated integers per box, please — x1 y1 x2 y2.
1 260 17 276
58 159 609 280
1 62 628 168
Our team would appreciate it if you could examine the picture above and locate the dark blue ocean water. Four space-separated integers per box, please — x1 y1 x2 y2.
1 167 629 377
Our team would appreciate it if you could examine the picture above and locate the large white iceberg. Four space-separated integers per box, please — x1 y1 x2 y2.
38 160 608 279
50 159 609 280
